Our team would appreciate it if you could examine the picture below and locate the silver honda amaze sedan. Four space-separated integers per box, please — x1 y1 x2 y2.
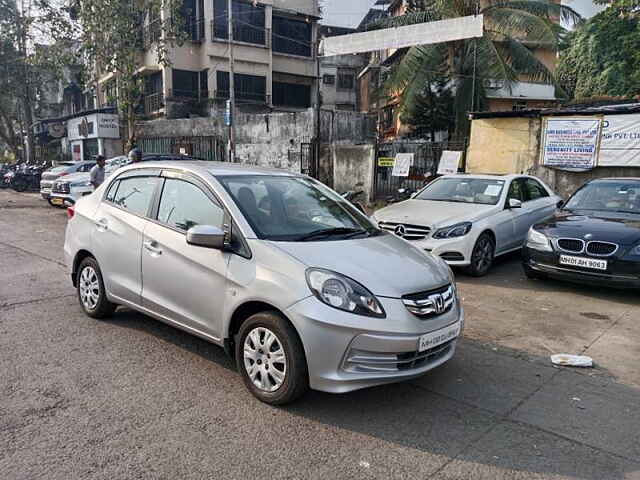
64 161 464 404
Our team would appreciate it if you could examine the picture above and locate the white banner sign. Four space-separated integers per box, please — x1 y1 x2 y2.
438 151 462 175
320 15 484 57
392 153 414 177
67 113 120 141
542 118 602 170
599 114 640 167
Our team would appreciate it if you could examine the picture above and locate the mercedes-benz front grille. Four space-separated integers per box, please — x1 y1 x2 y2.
402 284 455 318
378 222 431 240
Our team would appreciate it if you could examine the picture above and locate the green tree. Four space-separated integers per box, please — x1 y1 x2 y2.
372 0 581 136
557 1 640 99
0 0 73 161
73 0 188 150
400 77 455 140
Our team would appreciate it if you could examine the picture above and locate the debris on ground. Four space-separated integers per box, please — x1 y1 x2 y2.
550 354 593 368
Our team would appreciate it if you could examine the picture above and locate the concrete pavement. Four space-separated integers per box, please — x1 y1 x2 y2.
1 190 639 479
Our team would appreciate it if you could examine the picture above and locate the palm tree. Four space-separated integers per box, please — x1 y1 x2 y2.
371 0 581 136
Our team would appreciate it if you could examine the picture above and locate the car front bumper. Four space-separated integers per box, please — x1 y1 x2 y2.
408 235 475 266
286 294 464 393
523 246 640 289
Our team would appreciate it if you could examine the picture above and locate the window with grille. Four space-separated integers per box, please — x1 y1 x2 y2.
216 71 266 103
213 0 266 45
272 16 312 57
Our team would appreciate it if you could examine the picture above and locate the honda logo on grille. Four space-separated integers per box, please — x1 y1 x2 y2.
394 225 406 238
429 293 446 314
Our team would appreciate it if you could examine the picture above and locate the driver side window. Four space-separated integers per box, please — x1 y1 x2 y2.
507 179 524 203
157 178 224 232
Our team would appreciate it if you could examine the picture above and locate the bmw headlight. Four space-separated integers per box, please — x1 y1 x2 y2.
306 268 385 318
631 244 640 256
432 222 472 239
526 227 552 252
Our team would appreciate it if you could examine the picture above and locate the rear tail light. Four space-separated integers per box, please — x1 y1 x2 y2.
67 206 75 219
60 172 68 176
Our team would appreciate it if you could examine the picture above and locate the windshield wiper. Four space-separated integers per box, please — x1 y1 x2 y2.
614 210 640 215
297 227 365 241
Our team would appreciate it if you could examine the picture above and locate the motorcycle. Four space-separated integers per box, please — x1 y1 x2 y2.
11 163 45 192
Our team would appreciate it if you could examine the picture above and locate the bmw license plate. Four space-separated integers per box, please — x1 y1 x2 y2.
559 255 607 271
418 321 461 352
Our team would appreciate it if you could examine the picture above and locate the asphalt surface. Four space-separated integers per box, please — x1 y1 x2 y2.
1 190 639 480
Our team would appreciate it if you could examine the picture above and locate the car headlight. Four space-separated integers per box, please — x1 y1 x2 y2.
526 227 552 252
631 244 640 256
69 181 91 188
432 222 472 239
306 268 385 318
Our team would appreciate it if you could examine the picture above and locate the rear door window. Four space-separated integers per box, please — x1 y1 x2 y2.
111 177 159 217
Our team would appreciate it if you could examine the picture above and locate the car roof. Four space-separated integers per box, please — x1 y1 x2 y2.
441 173 522 181
118 160 303 178
589 177 640 183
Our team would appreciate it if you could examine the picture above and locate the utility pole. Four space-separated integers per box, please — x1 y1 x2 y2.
227 0 236 162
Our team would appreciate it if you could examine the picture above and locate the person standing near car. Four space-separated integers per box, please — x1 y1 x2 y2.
128 146 142 163
90 155 106 189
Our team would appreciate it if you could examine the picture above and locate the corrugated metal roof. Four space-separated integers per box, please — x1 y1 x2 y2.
470 102 640 119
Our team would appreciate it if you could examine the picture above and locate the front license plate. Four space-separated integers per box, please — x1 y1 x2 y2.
559 255 607 271
418 321 461 352
51 197 63 206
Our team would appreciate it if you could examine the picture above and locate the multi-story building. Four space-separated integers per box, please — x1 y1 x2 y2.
97 0 320 118
358 0 561 139
318 25 367 112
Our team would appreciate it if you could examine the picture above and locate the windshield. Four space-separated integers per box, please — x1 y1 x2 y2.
219 175 378 241
415 177 505 205
565 182 640 214
49 163 76 173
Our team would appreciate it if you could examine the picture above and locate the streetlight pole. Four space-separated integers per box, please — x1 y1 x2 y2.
227 0 236 162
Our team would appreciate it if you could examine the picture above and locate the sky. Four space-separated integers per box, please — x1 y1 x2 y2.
320 0 607 28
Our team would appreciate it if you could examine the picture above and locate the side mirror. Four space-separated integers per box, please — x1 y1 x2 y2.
187 225 225 249
508 198 522 209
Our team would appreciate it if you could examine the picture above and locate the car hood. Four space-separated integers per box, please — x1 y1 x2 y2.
60 172 89 183
374 199 496 228
271 233 451 298
536 210 640 246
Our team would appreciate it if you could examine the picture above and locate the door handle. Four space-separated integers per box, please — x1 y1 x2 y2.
95 218 108 231
144 240 163 255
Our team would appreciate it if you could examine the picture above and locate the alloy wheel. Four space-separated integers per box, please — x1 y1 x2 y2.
79 266 100 310
243 327 287 392
474 237 494 273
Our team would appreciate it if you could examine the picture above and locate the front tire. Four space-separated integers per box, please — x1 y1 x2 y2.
466 233 495 277
76 257 117 319
235 311 308 405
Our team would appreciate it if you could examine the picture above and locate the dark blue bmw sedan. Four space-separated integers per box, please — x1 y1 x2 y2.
522 178 640 289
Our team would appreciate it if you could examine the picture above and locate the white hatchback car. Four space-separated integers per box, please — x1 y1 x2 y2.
372 175 562 276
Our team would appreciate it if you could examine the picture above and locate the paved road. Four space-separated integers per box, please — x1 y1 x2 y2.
1 190 639 480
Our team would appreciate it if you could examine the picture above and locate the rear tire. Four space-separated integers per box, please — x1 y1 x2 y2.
466 233 495 277
235 311 308 405
76 257 117 319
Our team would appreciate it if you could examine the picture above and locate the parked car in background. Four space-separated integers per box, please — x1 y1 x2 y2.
49 154 195 207
523 178 640 288
372 174 562 276
64 161 463 404
40 161 95 204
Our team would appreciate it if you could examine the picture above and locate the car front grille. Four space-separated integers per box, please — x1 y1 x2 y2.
557 238 584 253
40 180 53 189
52 182 70 194
343 340 454 373
586 241 618 257
378 221 431 240
402 284 455 318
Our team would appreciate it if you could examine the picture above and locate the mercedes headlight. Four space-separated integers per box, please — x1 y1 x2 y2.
432 222 472 239
306 268 385 318
70 181 91 188
526 227 552 252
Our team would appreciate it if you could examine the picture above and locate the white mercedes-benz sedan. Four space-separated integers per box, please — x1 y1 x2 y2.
372 174 562 276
